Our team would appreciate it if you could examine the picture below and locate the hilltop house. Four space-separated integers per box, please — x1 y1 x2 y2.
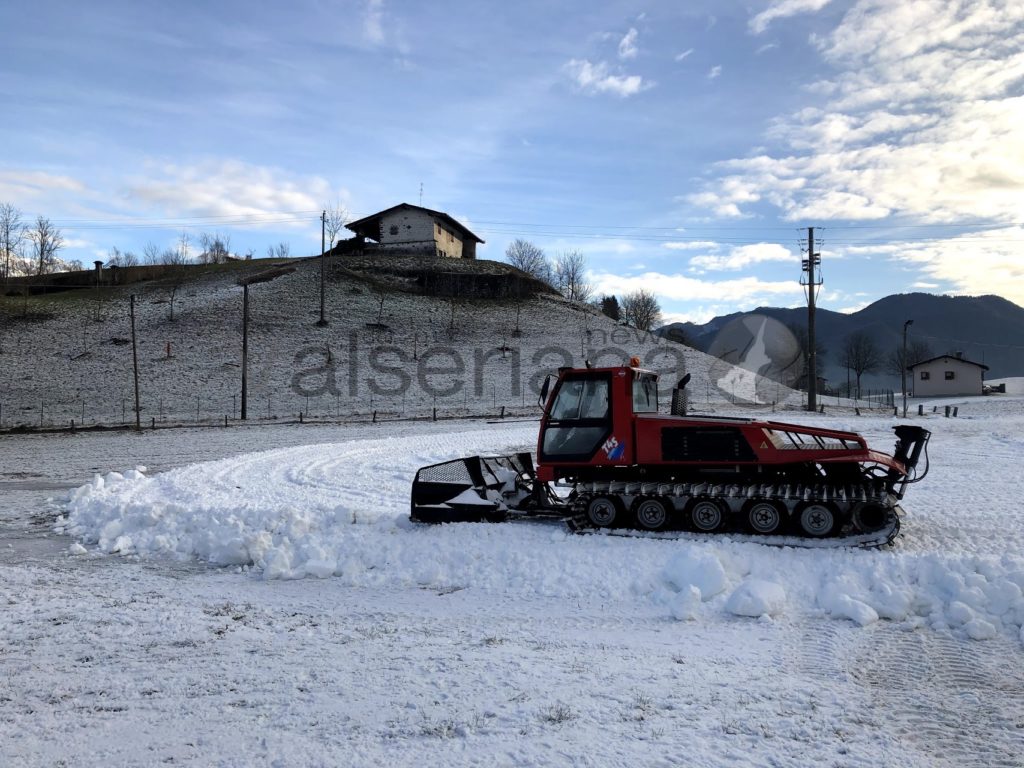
344 203 483 259
908 353 988 397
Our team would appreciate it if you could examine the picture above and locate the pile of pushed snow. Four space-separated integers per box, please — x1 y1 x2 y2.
60 427 1024 645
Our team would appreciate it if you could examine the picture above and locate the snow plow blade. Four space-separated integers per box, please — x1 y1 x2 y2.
410 453 536 524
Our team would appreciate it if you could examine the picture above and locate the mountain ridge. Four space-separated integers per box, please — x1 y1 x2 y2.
659 293 1024 387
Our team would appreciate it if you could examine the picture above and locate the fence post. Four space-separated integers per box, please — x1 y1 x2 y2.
918 404 924 416
372 410 377 423
944 405 950 417
953 406 958 417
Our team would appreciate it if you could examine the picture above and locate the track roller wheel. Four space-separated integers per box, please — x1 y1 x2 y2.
851 502 887 533
633 497 671 532
586 495 621 528
796 501 838 538
744 500 784 535
687 498 727 533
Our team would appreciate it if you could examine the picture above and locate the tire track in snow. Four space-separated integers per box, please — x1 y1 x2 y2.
846 630 1024 768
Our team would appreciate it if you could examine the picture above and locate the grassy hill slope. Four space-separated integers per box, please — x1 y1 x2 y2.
1 255 805 429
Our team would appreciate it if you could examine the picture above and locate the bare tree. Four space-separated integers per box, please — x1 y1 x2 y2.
505 239 551 283
267 242 290 259
840 331 881 398
0 202 25 285
198 232 231 264
142 242 162 266
621 289 662 331
107 247 139 268
887 338 933 378
552 250 593 303
177 232 191 264
323 203 350 250
29 216 64 276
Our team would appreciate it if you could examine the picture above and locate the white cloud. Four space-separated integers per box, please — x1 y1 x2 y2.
0 169 87 203
756 42 779 55
618 28 639 60
838 301 870 314
662 240 720 251
661 307 726 325
675 48 694 62
886 227 1024 305
590 270 803 302
750 0 836 35
564 59 652 98
364 0 385 45
125 159 340 228
911 281 940 289
708 65 722 79
691 2 1024 225
62 238 95 250
689 243 798 271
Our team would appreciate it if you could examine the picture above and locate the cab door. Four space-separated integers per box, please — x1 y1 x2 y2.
539 372 614 464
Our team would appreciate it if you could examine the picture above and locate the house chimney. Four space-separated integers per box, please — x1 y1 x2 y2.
954 350 963 359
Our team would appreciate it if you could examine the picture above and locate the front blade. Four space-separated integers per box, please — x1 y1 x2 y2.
410 456 500 523
410 454 534 523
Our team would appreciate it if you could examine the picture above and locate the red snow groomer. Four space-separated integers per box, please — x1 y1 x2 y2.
411 363 930 546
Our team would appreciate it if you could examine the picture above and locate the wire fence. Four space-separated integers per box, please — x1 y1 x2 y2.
0 389 550 432
0 384 901 433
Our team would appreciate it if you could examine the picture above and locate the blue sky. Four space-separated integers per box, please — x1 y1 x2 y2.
3 0 1023 322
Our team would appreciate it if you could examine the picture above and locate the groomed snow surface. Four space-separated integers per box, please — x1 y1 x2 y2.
1 396 1023 765
61 411 1024 644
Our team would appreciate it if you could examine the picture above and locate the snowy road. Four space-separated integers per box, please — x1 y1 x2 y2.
2 407 1024 766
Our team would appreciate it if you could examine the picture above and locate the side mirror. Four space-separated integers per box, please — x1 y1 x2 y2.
678 373 691 390
539 376 552 408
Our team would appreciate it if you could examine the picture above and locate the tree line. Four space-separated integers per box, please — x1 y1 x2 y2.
504 238 662 331
1 202 69 280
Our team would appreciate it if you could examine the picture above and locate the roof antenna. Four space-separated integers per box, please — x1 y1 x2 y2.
419 182 423 206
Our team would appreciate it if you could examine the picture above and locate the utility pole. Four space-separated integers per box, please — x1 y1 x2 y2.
801 227 822 412
318 210 327 326
129 294 141 430
241 284 249 420
902 319 914 417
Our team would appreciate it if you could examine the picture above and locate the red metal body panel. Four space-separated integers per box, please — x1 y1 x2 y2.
534 366 908 481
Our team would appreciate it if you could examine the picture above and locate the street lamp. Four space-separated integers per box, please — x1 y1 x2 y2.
902 319 914 417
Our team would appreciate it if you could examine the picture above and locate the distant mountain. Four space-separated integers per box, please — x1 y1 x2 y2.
658 293 1024 388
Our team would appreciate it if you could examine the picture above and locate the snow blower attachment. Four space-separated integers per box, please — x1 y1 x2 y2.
410 364 931 547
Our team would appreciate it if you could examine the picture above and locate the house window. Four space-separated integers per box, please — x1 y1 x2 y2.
389 225 399 235
920 371 930 380
945 370 955 380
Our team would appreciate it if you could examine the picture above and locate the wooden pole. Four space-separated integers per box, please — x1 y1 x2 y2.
241 284 248 420
318 210 327 326
130 294 141 430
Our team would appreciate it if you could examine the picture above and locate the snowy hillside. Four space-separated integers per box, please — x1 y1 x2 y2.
0 256 814 429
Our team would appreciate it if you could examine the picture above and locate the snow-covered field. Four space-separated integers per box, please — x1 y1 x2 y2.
2 398 1023 766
